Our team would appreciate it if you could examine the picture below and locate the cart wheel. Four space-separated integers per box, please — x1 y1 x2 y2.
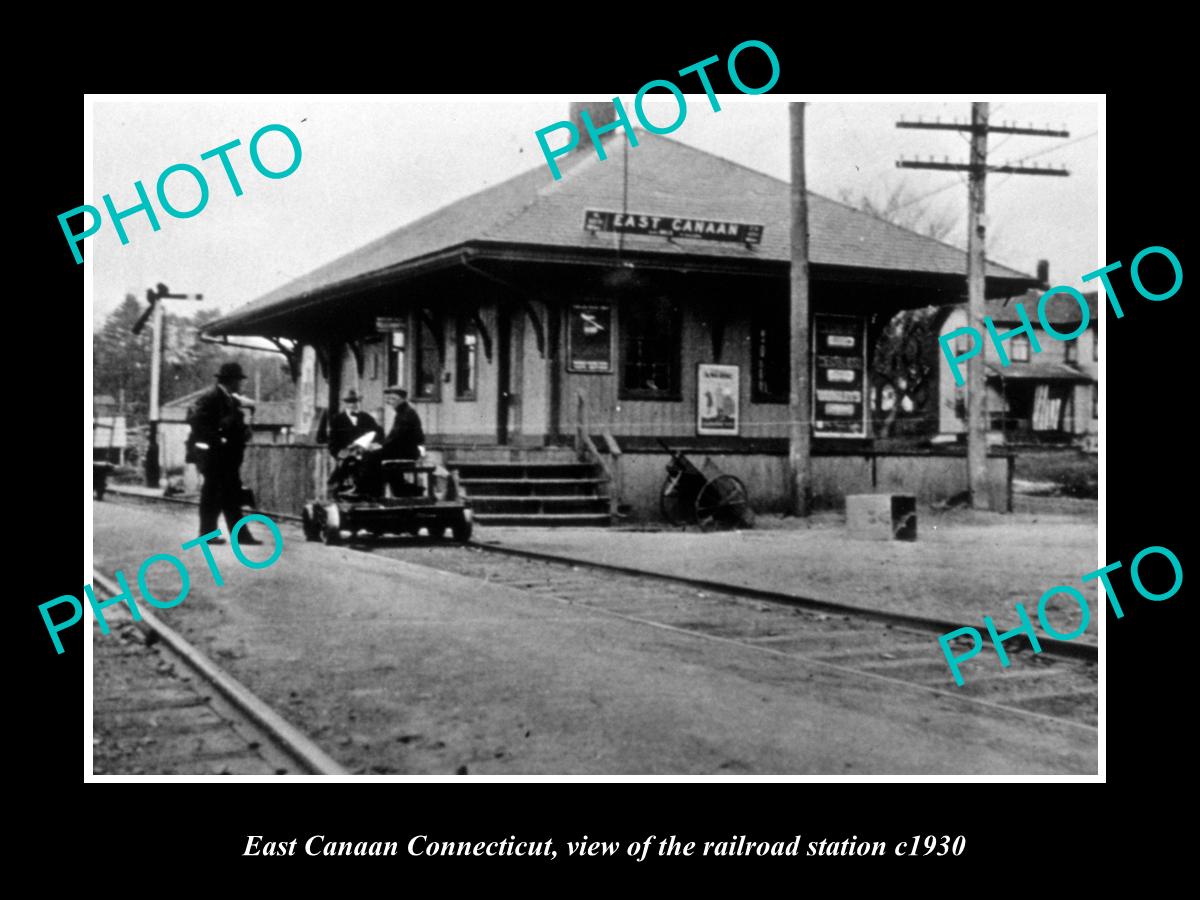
320 504 343 545
695 475 752 531
301 504 320 542
452 515 473 543
660 471 689 526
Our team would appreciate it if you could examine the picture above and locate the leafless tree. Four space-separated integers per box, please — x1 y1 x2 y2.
839 178 957 437
838 178 960 243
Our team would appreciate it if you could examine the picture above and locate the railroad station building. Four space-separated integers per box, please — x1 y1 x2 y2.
203 104 1038 524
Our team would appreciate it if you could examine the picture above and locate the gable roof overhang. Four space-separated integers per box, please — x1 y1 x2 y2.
203 130 1040 340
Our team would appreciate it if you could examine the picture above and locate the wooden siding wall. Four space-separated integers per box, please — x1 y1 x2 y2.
242 443 331 516
616 451 1012 520
562 301 795 440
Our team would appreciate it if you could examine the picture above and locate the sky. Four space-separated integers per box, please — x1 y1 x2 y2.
89 97 1099 327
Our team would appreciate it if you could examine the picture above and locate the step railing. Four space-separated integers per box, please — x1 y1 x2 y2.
574 391 622 518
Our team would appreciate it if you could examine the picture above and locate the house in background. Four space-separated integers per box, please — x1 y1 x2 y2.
160 388 296 491
935 285 1098 449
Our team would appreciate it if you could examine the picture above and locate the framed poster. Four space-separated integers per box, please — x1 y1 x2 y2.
813 314 867 438
567 303 613 372
697 364 739 436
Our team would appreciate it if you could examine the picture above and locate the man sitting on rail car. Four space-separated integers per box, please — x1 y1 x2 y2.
349 386 427 498
327 390 383 458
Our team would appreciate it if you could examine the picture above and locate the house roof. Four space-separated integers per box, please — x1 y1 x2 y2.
987 289 1098 326
161 387 208 421
161 388 293 426
248 401 295 427
986 362 1095 383
207 129 1036 336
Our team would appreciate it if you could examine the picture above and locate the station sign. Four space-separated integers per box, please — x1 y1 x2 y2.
583 209 763 245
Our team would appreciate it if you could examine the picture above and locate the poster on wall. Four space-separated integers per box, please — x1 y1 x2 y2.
697 364 740 436
567 303 613 372
813 314 867 438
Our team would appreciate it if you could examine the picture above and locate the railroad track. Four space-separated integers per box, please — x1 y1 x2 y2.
105 488 1098 730
366 543 1098 729
91 569 346 776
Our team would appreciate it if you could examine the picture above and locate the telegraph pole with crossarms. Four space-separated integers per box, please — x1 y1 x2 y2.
896 105 1068 510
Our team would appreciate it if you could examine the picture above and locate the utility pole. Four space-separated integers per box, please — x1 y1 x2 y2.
965 103 989 509
789 102 812 516
132 283 203 488
897 107 1068 509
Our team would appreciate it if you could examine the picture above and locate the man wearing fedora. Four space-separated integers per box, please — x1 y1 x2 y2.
328 389 382 458
187 362 262 544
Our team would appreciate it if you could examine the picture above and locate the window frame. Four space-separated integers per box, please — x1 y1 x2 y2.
1010 334 1031 362
386 325 407 391
413 312 442 402
455 315 479 401
618 295 682 401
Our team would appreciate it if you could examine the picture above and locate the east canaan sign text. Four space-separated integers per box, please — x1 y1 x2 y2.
584 209 763 245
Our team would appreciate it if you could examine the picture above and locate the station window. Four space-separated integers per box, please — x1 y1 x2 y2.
456 316 478 400
1010 335 1030 362
414 314 441 400
1065 339 1078 364
620 296 681 399
386 327 406 389
752 304 789 403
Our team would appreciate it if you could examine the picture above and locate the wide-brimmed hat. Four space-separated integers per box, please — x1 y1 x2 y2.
343 390 363 403
383 386 409 398
216 362 247 381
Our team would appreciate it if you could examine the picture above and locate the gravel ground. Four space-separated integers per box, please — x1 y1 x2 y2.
92 499 1096 774
482 506 1100 645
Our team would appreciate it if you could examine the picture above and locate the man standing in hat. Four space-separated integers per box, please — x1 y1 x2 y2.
187 362 262 544
328 390 382 457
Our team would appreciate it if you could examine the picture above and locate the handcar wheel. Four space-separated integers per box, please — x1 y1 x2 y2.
320 504 343 545
695 475 751 531
429 526 448 540
301 505 320 541
452 515 473 543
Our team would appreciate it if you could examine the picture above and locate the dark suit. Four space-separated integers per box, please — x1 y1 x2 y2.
188 384 252 535
360 402 425 496
328 409 382 457
380 403 425 460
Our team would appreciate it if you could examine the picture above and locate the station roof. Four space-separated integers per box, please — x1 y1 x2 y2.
207 129 1037 336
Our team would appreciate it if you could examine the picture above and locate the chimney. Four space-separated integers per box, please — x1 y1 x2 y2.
1036 259 1050 288
568 102 618 152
